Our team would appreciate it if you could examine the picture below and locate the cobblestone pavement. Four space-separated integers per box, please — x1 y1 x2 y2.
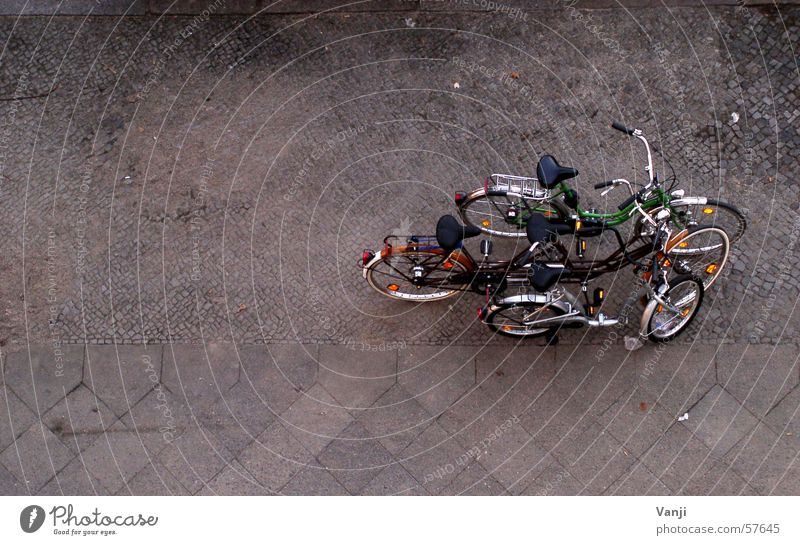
0 1 799 495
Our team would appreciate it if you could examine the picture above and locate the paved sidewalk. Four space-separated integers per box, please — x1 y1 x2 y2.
1 342 798 495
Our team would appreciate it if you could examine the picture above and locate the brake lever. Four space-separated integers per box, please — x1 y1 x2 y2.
600 185 615 197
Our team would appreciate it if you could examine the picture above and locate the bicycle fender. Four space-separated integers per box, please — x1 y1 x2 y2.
670 196 708 206
363 254 384 279
639 298 659 338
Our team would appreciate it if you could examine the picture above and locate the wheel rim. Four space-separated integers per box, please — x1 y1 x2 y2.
670 202 745 244
650 280 701 339
667 227 729 289
461 193 564 238
489 304 562 336
367 252 468 301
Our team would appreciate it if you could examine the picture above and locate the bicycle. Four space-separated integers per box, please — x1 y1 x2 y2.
362 190 713 342
455 122 746 246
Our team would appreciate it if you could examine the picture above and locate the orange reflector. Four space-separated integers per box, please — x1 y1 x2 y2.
656 304 664 313
682 308 691 317
387 284 399 292
575 220 582 230
705 263 718 274
703 207 714 214
443 261 454 270
663 258 672 267
481 219 491 227
598 289 604 300
678 241 689 248
502 325 513 332
543 210 553 217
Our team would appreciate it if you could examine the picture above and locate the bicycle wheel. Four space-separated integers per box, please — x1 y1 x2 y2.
666 226 729 289
645 274 704 342
459 189 569 238
484 301 566 338
365 248 469 302
670 199 746 244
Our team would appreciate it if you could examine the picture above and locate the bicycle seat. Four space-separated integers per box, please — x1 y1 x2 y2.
526 213 573 244
436 214 482 252
530 263 571 291
536 155 579 189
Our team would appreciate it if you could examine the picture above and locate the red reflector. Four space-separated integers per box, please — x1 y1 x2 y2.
455 191 467 204
477 307 484 319
362 250 375 266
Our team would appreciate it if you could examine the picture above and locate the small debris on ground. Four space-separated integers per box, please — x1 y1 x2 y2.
624 335 644 351
678 413 689 422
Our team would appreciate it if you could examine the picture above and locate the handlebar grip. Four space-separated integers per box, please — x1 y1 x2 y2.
611 121 635 135
617 193 637 211
594 180 615 190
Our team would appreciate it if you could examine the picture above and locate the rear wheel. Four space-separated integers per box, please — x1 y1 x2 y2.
484 301 567 338
646 274 704 342
365 249 470 301
669 199 746 244
666 226 729 289
459 190 569 238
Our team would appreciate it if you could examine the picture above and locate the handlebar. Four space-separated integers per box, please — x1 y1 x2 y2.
593 180 615 190
617 192 638 211
611 121 635 135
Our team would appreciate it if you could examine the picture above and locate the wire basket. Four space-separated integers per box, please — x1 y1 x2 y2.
489 174 549 200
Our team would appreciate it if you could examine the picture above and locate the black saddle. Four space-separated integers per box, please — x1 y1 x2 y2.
530 263 571 291
536 155 579 189
526 213 573 244
526 213 607 244
436 215 481 252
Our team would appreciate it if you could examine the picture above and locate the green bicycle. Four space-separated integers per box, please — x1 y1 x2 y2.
455 122 746 245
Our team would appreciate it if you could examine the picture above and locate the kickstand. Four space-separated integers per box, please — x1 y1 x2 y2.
545 329 559 346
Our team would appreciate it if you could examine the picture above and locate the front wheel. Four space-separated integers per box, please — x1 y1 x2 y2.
669 199 746 245
484 301 567 338
666 226 729 289
645 274 704 342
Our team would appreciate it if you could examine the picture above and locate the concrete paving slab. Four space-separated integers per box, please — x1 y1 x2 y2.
157 426 236 494
39 456 110 496
318 345 396 409
356 383 434 456
0 422 74 492
121 460 190 496
684 384 760 457
42 384 118 454
237 422 314 492
84 345 162 418
317 421 395 494
0 386 36 452
3 346 84 413
717 344 800 417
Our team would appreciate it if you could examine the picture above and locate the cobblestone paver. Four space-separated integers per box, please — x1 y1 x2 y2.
0 2 799 495
0 3 797 347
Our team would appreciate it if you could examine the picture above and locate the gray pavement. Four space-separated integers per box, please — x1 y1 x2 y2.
1 341 798 495
0 1 799 495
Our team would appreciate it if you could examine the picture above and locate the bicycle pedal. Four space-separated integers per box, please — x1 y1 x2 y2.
576 237 586 257
593 287 605 307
